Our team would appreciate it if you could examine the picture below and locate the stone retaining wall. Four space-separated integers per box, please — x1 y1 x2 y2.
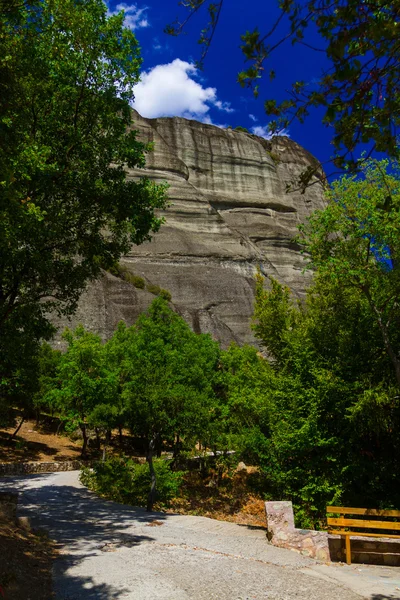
265 501 400 566
0 460 84 476
265 501 330 561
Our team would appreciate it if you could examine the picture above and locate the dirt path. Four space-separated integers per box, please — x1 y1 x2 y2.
0 418 82 463
1 472 398 600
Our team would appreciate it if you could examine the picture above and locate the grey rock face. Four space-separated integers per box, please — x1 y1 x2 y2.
55 112 325 348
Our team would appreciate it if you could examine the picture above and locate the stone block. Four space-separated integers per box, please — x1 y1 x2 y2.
17 516 31 530
265 500 330 561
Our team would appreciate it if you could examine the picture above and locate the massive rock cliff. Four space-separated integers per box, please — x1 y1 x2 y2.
55 111 325 347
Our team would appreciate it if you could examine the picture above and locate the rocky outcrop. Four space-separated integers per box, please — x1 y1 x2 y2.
55 112 325 348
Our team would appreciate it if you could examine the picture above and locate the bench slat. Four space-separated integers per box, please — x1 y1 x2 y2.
327 517 400 531
327 506 400 517
328 529 400 539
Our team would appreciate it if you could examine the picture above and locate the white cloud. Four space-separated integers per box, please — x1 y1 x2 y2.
107 3 149 31
214 100 234 113
152 37 162 51
251 124 290 139
249 114 258 122
133 59 233 121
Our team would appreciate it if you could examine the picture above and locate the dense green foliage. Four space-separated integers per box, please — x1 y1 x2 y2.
167 0 400 178
300 158 400 385
39 299 221 508
80 457 184 508
0 0 167 407
250 159 400 524
45 326 117 457
4 151 400 523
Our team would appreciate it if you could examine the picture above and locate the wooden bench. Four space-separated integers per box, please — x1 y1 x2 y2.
327 506 400 565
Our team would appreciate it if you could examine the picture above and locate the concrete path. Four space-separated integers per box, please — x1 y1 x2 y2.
1 472 399 600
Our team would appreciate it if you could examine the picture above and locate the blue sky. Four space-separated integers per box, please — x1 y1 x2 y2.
107 1 334 168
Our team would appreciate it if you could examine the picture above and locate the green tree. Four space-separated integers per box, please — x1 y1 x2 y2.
215 344 272 464
300 158 400 385
0 316 55 430
252 257 400 522
33 342 62 423
0 0 167 363
122 298 220 510
47 325 117 457
167 1 400 177
103 321 137 445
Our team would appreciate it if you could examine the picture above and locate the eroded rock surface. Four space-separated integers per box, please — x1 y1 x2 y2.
56 112 325 348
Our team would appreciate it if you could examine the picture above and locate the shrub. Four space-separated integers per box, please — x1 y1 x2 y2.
132 460 183 505
234 126 249 133
80 457 184 508
146 284 172 301
146 283 162 296
124 272 146 289
159 288 172 301
107 261 121 277
107 262 146 289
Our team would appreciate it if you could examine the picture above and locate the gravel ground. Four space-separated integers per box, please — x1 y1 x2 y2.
1 471 396 600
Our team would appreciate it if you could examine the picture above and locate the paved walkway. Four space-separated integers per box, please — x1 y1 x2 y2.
1 472 400 599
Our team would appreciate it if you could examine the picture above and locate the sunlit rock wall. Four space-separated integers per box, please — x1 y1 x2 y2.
55 112 325 348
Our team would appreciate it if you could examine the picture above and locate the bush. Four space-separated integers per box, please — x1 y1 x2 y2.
158 288 172 301
146 284 172 301
234 126 249 133
107 261 121 277
107 262 146 289
80 457 184 508
124 272 146 289
146 283 162 295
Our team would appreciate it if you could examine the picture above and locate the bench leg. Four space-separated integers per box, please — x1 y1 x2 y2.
345 536 351 565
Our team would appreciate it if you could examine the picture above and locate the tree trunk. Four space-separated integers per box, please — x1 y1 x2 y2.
146 436 157 512
118 425 123 446
172 434 183 468
10 413 26 441
35 409 41 428
102 429 112 462
95 427 101 450
80 423 88 458
173 433 180 458
155 435 162 458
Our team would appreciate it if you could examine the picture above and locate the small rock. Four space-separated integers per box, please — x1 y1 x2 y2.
17 516 31 530
236 462 247 472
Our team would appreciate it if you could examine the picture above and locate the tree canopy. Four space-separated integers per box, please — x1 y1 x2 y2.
121 298 220 456
167 0 400 177
250 158 400 520
300 158 400 384
46 325 117 457
0 0 167 350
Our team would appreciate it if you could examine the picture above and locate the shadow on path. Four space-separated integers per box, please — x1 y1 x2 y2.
1 474 165 599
